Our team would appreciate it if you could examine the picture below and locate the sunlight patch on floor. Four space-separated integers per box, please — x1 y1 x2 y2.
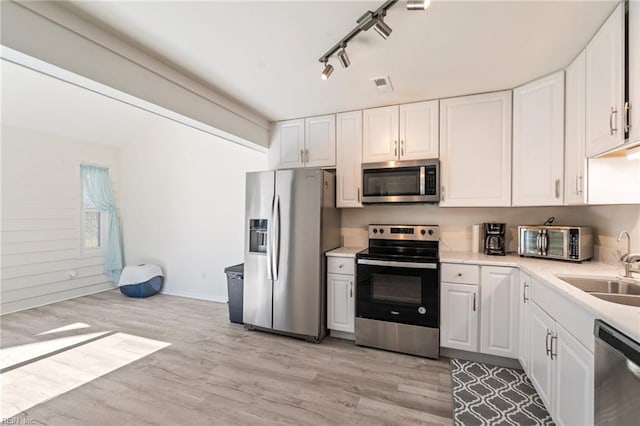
37 322 91 335
0 332 170 419
0 331 111 370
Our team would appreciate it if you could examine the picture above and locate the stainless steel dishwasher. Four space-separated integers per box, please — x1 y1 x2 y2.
594 320 640 425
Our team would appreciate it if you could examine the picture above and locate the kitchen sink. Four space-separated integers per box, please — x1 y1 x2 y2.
555 275 640 307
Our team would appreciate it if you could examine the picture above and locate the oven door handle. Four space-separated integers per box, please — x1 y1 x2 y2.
357 259 437 269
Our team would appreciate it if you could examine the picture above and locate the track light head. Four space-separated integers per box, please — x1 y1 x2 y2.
373 18 392 40
320 62 334 80
337 48 350 68
407 0 431 10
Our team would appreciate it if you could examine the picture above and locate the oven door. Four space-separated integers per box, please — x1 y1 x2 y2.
356 258 439 328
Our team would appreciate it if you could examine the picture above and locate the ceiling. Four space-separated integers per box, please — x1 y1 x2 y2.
60 1 618 123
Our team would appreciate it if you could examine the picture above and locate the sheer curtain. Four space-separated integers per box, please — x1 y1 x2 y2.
80 165 123 282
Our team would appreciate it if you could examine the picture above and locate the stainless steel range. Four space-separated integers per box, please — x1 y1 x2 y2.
355 225 440 358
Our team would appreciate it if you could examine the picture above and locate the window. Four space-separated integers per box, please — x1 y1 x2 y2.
82 184 102 250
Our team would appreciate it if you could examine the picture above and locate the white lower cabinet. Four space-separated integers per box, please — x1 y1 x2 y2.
326 256 355 333
440 282 478 351
441 264 517 357
528 296 594 426
518 272 531 374
480 266 519 358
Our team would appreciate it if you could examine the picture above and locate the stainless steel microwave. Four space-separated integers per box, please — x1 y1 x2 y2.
361 159 439 204
518 225 593 262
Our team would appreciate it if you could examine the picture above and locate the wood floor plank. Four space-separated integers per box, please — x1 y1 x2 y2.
1 290 454 425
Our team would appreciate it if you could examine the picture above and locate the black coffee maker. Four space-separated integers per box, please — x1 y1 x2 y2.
484 223 506 256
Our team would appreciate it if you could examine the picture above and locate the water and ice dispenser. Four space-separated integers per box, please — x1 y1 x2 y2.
249 219 268 253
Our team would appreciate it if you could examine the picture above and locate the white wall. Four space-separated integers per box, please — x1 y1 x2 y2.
581 204 640 264
120 120 267 302
1 125 121 313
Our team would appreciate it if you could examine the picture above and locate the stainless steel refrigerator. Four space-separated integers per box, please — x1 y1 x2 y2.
243 169 341 342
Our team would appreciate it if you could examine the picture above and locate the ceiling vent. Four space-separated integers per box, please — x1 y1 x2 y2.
371 76 393 93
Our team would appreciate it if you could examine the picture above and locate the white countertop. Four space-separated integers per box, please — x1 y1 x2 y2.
441 251 640 343
326 247 366 258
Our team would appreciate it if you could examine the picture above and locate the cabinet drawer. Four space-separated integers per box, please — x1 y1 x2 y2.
327 257 355 275
441 263 480 285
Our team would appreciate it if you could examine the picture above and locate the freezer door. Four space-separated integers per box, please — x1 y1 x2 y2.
273 169 323 337
243 171 275 328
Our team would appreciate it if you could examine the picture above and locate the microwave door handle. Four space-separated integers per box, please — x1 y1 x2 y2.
536 231 542 255
420 167 426 195
542 229 548 256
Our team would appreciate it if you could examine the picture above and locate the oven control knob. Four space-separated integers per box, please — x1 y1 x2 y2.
418 307 427 315
379 229 384 234
373 228 378 234
421 229 426 235
428 230 434 235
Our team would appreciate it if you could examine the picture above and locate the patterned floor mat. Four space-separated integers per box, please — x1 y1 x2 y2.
451 359 555 425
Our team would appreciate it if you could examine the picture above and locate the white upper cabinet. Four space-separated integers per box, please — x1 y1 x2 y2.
273 119 305 169
513 71 565 206
304 114 336 168
399 101 439 160
439 91 512 207
336 111 363 208
586 2 625 157
270 115 336 169
565 51 588 205
630 0 640 144
363 101 438 163
363 105 398 163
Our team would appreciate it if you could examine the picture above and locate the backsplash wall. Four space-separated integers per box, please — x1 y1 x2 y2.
341 204 639 265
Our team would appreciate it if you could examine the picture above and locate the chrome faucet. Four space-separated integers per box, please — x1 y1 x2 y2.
617 231 640 279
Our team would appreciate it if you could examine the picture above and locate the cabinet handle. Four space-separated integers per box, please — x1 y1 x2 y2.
610 106 618 135
457 273 462 277
300 149 304 163
523 281 529 303
401 140 404 157
545 330 552 356
357 187 361 203
550 334 557 360
350 281 353 298
472 293 476 312
555 179 560 199
305 149 309 163
625 101 631 133
441 185 445 202
394 140 398 157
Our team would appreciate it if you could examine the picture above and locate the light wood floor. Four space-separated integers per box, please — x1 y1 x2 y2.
1 290 453 425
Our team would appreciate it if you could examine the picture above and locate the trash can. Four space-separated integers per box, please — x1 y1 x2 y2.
224 263 244 324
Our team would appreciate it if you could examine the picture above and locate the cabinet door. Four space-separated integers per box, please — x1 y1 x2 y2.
529 301 555 413
327 273 354 333
513 71 565 206
363 105 399 163
518 272 531 373
553 323 594 426
276 119 305 169
565 51 588 205
399 100 439 160
586 2 625 157
630 0 640 144
440 282 478 352
305 115 336 168
480 266 519 358
439 91 512 207
336 111 363 208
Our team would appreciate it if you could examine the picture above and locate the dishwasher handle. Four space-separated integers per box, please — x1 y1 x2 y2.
595 320 640 369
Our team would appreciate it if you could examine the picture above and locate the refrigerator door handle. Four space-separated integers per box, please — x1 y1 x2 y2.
273 195 281 281
266 195 275 280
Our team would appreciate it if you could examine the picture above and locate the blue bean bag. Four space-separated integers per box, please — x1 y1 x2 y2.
118 264 164 298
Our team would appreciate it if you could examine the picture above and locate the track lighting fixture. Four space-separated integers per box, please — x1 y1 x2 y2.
337 47 350 68
318 0 428 80
406 0 431 10
373 17 392 40
320 62 334 80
